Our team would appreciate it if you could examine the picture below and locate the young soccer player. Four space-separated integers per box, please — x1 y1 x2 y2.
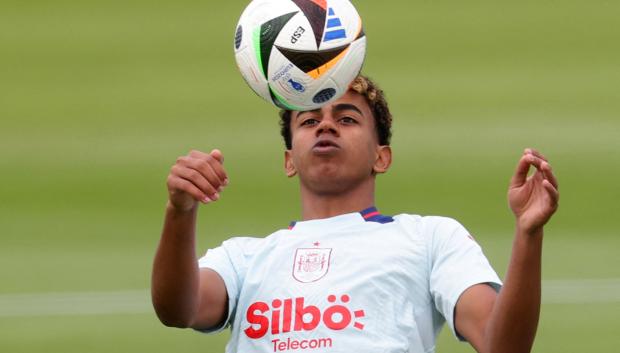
151 76 559 353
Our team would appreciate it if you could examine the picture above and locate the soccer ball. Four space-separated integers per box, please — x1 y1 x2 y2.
233 0 366 111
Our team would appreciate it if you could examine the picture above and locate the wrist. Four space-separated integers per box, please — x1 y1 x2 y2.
166 200 198 215
515 220 544 238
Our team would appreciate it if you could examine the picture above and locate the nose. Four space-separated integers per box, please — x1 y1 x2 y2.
315 115 339 137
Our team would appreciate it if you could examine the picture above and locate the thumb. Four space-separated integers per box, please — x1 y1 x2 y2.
210 149 224 164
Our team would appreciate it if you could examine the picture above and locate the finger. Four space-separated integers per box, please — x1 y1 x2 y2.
210 149 224 164
208 156 228 185
541 162 559 190
188 150 228 185
168 176 211 204
188 149 211 159
527 154 547 171
510 154 532 187
524 148 548 162
178 155 228 188
188 149 224 164
209 149 228 185
198 162 225 196
172 164 220 198
543 179 560 208
189 156 227 190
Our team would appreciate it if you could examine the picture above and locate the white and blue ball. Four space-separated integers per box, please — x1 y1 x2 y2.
234 0 366 110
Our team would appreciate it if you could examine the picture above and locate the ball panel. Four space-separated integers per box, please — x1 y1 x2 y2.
274 12 317 51
251 26 265 79
327 36 366 87
309 77 344 108
305 44 349 78
275 43 349 75
310 0 327 10
257 11 298 79
234 25 243 50
318 0 361 50
235 46 272 102
269 85 304 111
238 0 299 29
312 88 337 104
267 49 315 105
291 0 327 49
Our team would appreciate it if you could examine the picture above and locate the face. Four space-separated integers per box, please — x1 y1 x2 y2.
284 90 391 195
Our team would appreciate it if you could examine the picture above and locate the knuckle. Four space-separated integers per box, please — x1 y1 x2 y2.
203 154 214 163
204 182 216 192
187 159 203 171
191 188 203 198
176 178 188 188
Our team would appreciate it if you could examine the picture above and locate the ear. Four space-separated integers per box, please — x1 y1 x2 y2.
284 150 297 177
373 145 392 174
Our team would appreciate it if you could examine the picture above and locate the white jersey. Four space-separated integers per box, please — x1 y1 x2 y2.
198 207 501 353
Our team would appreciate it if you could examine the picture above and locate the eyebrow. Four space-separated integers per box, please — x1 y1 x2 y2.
332 103 364 116
295 103 364 120
296 108 321 120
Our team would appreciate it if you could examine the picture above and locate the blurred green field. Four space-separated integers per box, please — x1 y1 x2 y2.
1 0 619 352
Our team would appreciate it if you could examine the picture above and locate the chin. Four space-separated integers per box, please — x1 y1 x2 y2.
303 172 365 195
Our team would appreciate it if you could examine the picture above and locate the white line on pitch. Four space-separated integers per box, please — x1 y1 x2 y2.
0 289 151 317
0 279 619 317
542 278 620 304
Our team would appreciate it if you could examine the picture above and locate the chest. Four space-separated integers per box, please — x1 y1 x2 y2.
229 225 438 352
239 225 430 304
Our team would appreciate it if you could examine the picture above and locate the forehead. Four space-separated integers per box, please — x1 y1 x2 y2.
292 90 372 119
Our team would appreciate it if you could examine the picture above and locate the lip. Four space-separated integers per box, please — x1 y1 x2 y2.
312 138 340 154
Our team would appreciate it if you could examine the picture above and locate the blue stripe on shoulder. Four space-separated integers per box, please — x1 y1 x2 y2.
364 214 394 224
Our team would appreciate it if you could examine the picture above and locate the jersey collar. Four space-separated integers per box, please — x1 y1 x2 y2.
288 206 393 231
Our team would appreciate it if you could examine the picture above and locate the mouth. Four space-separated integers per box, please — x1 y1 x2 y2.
312 139 340 154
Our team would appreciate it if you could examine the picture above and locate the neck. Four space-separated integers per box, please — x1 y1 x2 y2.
299 177 375 221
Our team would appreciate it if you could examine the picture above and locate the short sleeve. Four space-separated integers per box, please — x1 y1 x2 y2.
427 217 502 341
196 237 261 334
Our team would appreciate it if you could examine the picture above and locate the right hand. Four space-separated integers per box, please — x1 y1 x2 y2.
166 149 229 211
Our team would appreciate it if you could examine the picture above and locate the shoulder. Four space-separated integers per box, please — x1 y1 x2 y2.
220 236 264 251
217 228 290 256
392 213 475 256
392 213 467 239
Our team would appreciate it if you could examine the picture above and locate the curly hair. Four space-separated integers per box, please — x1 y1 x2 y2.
279 75 392 149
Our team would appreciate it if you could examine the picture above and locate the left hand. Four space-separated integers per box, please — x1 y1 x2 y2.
508 148 559 234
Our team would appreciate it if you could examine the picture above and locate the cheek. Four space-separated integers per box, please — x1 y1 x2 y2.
360 132 380 156
348 136 379 169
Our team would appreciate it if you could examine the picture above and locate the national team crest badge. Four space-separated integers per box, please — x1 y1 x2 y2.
292 247 332 283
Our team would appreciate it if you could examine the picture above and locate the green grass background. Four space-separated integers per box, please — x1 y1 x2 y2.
1 0 619 351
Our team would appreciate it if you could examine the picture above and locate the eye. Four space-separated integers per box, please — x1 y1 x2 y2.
339 116 358 124
300 118 319 127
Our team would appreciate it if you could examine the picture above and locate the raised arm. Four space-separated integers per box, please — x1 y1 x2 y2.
455 148 559 353
151 149 230 329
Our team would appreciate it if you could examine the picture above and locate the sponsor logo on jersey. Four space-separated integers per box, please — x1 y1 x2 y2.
272 337 332 352
293 247 331 282
244 294 365 342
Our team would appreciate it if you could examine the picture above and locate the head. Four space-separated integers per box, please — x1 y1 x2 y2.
280 75 393 196
279 75 392 150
